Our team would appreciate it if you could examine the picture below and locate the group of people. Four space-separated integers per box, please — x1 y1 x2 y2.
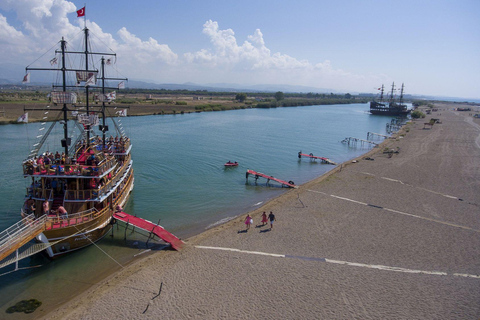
42 199 68 221
25 152 69 175
244 211 276 231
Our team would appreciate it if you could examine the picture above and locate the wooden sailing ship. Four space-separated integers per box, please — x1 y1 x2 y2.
0 25 134 266
370 83 410 116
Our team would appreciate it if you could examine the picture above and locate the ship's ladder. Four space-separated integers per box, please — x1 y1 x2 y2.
0 214 47 269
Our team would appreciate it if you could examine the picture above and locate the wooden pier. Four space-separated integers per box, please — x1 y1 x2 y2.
341 137 378 147
246 169 297 188
366 132 389 140
298 152 336 165
113 212 183 250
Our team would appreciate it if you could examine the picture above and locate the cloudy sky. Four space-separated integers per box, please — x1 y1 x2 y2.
0 0 479 99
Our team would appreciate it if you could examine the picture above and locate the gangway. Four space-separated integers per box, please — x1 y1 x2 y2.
113 212 183 250
0 214 47 263
246 169 297 188
341 137 378 146
367 132 389 140
298 152 336 165
0 214 61 270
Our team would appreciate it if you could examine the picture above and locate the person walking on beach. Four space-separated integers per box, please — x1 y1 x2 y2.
268 211 276 230
245 214 253 231
261 211 268 226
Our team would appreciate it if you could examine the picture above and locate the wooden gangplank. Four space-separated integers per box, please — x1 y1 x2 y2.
246 169 297 188
113 212 183 250
0 215 47 263
298 152 336 165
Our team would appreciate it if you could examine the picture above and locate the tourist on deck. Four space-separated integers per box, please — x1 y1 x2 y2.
51 179 58 195
57 206 68 218
43 200 50 215
26 197 36 215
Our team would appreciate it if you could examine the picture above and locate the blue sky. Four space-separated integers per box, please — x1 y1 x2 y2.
1 0 479 99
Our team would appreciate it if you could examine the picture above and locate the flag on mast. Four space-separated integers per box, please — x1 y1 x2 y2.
77 7 85 17
85 74 96 87
22 73 30 83
118 81 125 89
17 113 28 123
117 109 127 117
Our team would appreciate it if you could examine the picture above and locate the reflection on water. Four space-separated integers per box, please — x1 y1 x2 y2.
0 104 395 316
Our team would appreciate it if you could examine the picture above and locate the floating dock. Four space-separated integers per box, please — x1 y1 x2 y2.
246 169 297 188
298 152 336 165
113 212 183 250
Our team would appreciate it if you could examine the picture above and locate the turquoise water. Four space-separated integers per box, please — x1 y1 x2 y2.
0 103 395 315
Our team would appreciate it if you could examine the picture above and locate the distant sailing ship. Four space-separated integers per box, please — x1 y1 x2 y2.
0 24 134 268
370 82 410 116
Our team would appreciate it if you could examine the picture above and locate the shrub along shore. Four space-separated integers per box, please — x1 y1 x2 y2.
1 89 373 124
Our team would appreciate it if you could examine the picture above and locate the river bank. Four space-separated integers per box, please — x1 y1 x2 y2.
40 102 480 319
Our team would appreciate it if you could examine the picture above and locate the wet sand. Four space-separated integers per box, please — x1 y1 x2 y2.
43 103 480 319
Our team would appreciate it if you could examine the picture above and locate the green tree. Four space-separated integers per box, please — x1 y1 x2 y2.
274 91 284 101
235 93 247 102
410 110 425 119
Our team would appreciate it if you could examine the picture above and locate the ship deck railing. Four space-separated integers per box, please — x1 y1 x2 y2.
26 160 132 203
23 157 118 179
45 207 101 230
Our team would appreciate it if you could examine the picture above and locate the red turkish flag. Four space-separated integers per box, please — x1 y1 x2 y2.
77 7 85 17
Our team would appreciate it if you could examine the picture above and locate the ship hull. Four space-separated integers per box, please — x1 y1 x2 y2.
36 169 134 258
370 101 410 116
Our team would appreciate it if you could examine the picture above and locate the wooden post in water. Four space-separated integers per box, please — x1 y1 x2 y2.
124 220 130 240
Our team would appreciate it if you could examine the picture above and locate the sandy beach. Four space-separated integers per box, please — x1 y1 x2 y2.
42 103 480 319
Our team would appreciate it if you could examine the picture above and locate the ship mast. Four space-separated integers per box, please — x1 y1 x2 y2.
25 25 121 157
60 37 69 156
399 83 405 104
84 27 92 148
389 82 396 102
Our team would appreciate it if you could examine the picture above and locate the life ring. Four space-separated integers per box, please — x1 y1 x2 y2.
288 180 295 185
309 153 313 157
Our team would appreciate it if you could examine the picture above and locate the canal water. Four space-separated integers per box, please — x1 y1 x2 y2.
0 103 397 317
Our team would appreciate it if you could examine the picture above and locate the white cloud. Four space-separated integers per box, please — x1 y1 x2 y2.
0 1 385 93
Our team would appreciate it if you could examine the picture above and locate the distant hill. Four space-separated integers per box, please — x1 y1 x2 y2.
1 65 478 102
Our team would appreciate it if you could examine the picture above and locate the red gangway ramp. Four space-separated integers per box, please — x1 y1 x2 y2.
113 212 183 250
246 169 297 188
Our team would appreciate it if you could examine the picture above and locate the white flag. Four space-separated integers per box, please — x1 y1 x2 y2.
50 57 58 65
17 112 28 123
117 109 127 117
118 81 125 89
85 74 96 87
22 73 30 83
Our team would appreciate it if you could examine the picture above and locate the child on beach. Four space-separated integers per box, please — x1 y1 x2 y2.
245 214 253 231
261 212 268 226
